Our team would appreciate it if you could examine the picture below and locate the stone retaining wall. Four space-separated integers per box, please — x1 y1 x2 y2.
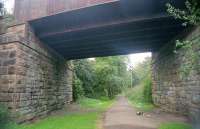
152 27 200 121
0 24 73 122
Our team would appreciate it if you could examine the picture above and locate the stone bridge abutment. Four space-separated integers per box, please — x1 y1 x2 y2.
0 23 199 123
0 0 199 123
0 23 73 122
152 27 200 122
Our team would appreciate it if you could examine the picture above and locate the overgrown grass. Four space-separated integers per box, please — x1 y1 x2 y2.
10 98 113 129
124 76 154 112
20 113 99 129
159 122 193 129
78 97 114 111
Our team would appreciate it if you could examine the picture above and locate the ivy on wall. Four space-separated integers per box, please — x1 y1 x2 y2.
166 0 200 78
166 0 200 26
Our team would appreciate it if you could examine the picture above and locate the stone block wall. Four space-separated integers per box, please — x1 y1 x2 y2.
0 24 73 122
152 27 200 121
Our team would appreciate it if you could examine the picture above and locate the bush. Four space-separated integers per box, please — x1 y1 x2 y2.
143 75 153 103
73 75 85 101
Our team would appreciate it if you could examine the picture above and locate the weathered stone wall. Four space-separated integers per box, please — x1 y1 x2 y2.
152 27 200 121
0 24 73 122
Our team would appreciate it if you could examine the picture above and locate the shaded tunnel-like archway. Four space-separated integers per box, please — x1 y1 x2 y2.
28 0 186 59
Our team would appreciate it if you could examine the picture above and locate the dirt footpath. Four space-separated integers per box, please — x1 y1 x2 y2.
103 96 189 129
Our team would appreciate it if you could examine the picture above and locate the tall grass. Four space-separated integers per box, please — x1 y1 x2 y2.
143 76 153 103
78 97 114 111
124 75 154 111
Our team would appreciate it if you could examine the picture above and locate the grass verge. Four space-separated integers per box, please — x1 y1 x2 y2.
124 84 154 112
159 122 193 129
20 113 98 129
11 98 113 129
78 97 114 111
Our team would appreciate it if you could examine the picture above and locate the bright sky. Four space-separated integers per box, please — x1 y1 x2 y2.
128 52 152 67
5 0 151 67
3 0 14 13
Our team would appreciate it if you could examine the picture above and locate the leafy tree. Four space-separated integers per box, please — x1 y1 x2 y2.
72 74 84 101
73 59 96 98
94 56 130 98
72 56 131 99
130 57 151 86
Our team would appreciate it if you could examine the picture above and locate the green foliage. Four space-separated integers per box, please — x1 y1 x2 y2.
73 59 96 98
73 56 131 99
167 0 200 79
159 122 192 129
72 74 84 101
175 40 193 77
174 40 192 53
130 57 151 86
143 76 153 103
20 113 99 129
94 56 130 98
18 98 113 129
124 58 154 111
78 98 113 111
166 0 200 25
125 77 154 112
174 38 200 78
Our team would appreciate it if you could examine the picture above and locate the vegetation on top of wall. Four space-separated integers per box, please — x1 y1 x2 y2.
166 0 200 26
175 38 200 78
166 0 200 78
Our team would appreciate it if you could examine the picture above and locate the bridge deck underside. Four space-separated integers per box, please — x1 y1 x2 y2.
29 0 185 59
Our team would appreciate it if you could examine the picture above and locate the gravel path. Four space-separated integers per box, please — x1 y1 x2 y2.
103 96 189 129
